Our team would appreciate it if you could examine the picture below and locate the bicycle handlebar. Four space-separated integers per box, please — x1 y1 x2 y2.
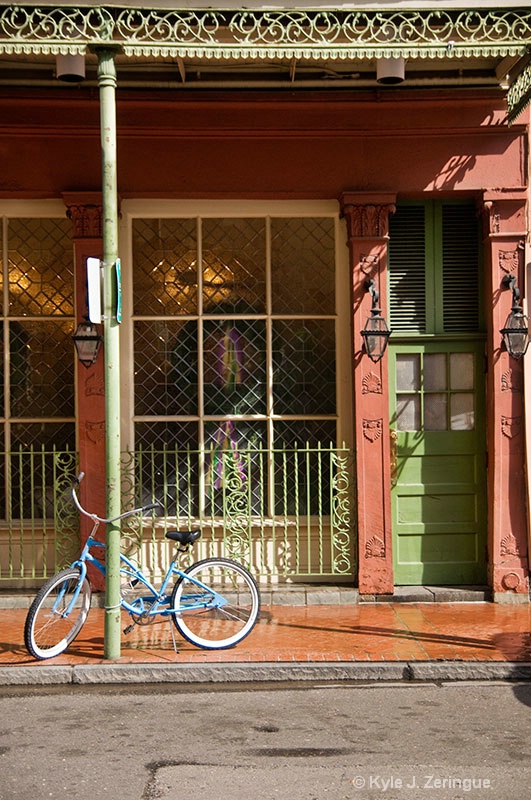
72 472 162 523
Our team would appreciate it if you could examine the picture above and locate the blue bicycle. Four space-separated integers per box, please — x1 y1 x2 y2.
24 473 260 660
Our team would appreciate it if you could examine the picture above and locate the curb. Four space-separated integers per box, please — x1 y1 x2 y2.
2 661 531 686
0 585 493 609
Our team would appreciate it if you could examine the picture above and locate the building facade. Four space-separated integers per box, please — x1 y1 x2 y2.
0 3 530 600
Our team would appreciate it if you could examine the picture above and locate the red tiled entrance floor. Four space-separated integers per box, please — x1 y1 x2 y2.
2 602 531 667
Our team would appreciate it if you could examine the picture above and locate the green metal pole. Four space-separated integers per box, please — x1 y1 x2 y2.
97 48 122 660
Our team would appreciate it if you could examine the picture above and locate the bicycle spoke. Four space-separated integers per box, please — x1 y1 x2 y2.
24 569 91 660
171 558 260 649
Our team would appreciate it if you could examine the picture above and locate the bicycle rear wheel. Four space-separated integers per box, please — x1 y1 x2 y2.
24 568 91 660
171 558 260 649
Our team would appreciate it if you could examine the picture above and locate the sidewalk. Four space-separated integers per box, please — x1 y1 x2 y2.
2 593 531 685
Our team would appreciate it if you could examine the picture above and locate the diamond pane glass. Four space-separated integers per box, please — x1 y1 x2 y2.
202 219 266 313
0 223 3 314
135 421 198 451
271 218 335 314
11 422 75 450
0 432 4 518
133 219 198 315
273 420 336 446
273 319 336 414
272 420 336 516
203 318 266 415
8 218 74 316
204 421 267 517
135 320 198 415
133 422 199 515
0 326 3 417
10 423 75 519
133 214 340 492
10 321 74 417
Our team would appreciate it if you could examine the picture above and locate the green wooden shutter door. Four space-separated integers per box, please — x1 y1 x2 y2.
442 204 480 333
389 205 426 332
389 201 487 586
389 201 482 335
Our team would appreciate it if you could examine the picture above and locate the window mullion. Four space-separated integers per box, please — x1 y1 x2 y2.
265 216 275 516
2 219 9 452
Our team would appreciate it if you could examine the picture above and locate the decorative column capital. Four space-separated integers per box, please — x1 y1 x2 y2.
340 192 396 239
481 189 527 236
62 192 103 239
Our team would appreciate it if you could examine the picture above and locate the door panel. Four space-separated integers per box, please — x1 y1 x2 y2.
389 342 487 585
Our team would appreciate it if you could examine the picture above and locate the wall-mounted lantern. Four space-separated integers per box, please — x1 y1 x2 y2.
361 278 391 363
500 274 530 360
72 320 103 368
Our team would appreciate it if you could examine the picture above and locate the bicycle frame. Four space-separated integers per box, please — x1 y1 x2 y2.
61 516 228 622
25 472 260 659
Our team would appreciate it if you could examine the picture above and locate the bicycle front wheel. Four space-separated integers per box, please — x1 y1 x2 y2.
24 568 91 660
171 558 260 649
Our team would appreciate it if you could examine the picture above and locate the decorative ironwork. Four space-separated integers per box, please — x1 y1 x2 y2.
119 448 157 565
119 443 354 582
219 444 253 564
51 448 79 571
0 7 530 59
1 442 355 583
330 449 354 575
0 447 78 581
507 53 531 122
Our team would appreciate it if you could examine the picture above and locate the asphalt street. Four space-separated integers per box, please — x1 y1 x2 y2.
1 681 530 800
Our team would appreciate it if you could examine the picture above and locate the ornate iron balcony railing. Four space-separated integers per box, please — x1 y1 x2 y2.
0 6 530 60
0 443 355 584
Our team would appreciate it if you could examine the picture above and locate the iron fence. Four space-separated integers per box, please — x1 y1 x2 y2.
0 444 356 585
0 447 79 583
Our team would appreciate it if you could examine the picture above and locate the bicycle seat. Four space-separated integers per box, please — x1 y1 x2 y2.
165 529 201 546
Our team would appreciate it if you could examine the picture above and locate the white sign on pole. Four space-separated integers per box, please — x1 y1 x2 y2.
87 257 102 323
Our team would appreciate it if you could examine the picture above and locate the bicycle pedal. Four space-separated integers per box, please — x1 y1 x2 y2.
123 624 135 635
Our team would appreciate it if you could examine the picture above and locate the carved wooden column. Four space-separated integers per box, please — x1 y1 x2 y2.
483 190 529 602
341 193 396 594
63 193 106 590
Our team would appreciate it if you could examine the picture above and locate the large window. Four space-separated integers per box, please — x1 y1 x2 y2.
129 211 341 515
0 213 75 518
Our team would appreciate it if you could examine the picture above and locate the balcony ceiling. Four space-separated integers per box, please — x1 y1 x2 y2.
0 5 528 108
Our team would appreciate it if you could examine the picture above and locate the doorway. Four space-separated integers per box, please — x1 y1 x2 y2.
389 341 487 585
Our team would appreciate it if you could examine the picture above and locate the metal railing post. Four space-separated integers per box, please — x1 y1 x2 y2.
97 47 122 660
